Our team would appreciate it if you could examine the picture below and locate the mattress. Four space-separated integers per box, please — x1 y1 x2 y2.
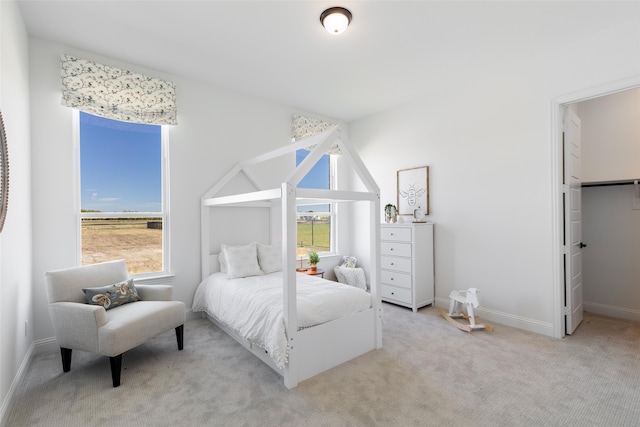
192 271 371 369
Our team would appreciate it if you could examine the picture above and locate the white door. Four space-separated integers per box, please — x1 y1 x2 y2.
564 107 584 334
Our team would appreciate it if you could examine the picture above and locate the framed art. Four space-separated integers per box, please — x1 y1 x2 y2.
397 166 428 216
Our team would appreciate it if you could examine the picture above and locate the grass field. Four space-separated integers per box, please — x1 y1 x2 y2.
81 219 162 275
296 223 330 252
82 219 330 275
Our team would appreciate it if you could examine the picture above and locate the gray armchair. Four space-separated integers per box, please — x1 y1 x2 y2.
44 260 186 387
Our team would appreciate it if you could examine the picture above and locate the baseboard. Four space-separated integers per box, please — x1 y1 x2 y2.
434 297 555 337
584 301 640 322
0 342 35 427
33 337 58 354
185 308 201 321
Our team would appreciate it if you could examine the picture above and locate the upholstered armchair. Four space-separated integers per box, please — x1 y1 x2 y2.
44 260 186 387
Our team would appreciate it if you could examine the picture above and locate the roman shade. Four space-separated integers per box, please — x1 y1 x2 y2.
292 114 341 154
61 54 177 125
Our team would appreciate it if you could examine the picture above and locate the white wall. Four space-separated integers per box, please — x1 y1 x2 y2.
0 0 33 422
348 16 640 335
579 88 640 183
29 38 338 343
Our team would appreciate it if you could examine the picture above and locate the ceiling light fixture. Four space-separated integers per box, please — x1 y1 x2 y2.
320 7 352 35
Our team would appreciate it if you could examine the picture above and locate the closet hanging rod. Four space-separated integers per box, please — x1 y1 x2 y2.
582 179 639 188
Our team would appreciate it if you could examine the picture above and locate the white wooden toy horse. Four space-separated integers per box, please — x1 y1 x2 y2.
438 288 493 332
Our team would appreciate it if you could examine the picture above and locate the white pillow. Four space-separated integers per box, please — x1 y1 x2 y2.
221 243 263 279
257 243 282 274
218 251 227 273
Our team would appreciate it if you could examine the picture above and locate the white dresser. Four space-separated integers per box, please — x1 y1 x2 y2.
380 222 434 312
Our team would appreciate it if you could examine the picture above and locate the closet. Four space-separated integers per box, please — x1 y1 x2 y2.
575 88 640 321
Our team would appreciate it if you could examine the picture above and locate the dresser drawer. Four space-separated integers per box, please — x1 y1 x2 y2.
381 270 411 289
381 256 412 273
381 285 411 304
381 242 412 257
381 227 412 242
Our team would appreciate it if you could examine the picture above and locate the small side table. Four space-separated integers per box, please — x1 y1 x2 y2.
303 268 324 278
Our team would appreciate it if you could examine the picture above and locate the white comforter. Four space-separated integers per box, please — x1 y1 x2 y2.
192 271 371 369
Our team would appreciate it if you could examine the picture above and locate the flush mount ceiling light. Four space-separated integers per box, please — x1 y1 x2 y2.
320 7 352 35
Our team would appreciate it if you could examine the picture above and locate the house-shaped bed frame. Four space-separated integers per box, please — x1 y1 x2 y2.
200 125 382 388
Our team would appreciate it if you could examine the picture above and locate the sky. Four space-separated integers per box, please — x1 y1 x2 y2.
80 112 329 213
296 149 329 190
296 149 330 213
80 112 162 212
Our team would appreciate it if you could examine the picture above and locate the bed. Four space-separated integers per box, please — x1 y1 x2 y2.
192 249 372 371
198 125 382 388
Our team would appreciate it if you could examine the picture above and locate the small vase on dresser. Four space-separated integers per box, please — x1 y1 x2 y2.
380 222 434 312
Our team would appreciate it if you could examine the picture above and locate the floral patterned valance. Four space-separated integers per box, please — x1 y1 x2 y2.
291 114 341 155
61 55 177 125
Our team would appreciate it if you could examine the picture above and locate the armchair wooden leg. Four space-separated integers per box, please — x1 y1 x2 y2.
109 354 122 387
60 348 72 372
175 325 184 350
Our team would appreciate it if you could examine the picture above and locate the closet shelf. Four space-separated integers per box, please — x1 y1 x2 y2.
582 179 639 188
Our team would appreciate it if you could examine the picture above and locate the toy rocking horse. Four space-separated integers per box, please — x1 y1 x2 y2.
438 288 493 332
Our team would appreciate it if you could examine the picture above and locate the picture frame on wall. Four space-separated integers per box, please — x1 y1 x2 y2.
397 166 429 216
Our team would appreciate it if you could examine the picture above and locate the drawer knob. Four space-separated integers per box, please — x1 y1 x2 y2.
390 262 394 266
390 277 394 281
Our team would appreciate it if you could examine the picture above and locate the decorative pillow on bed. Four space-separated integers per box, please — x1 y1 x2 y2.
257 243 282 274
82 278 140 310
341 256 358 268
218 251 227 273
222 243 263 279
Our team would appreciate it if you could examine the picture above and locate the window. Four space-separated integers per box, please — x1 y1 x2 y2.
296 149 333 254
78 111 168 276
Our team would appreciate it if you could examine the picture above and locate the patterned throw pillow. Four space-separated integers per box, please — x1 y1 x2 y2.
222 242 263 279
83 278 140 310
334 266 367 291
341 256 357 268
257 243 282 274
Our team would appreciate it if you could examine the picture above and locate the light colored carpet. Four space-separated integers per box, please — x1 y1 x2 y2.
7 303 640 426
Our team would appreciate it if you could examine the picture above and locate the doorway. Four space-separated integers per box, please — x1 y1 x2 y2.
551 76 640 338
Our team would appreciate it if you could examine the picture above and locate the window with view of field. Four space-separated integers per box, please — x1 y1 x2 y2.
296 149 332 254
79 112 167 276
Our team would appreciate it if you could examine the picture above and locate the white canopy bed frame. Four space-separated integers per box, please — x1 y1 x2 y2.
200 125 382 388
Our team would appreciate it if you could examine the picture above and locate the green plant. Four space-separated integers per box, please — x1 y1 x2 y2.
308 251 320 266
384 204 397 215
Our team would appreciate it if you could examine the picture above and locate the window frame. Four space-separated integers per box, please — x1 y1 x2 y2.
74 110 171 278
295 150 337 256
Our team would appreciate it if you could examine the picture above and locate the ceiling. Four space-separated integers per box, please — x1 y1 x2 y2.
16 1 640 122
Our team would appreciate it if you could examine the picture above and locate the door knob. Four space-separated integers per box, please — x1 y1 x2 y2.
579 242 587 248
